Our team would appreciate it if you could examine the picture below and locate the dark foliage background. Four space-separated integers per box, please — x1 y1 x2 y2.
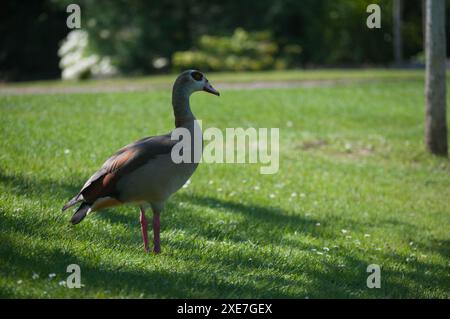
1 0 448 81
0 1 68 81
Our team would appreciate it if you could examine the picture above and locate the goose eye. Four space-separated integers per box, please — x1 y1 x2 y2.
191 71 203 81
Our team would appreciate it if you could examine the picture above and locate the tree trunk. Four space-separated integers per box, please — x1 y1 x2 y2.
421 0 426 50
393 0 403 66
425 0 448 156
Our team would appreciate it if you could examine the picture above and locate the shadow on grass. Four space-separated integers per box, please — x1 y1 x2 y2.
0 234 265 298
98 193 323 246
0 169 81 204
1 171 449 298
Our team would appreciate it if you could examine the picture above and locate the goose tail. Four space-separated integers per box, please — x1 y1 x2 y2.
62 194 83 212
70 203 91 225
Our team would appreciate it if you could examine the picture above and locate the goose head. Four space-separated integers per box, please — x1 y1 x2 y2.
175 70 220 97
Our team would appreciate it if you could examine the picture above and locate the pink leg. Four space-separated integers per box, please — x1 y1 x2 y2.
139 206 149 253
153 212 161 254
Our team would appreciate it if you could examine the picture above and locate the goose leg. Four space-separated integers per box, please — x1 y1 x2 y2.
152 211 161 254
139 206 149 253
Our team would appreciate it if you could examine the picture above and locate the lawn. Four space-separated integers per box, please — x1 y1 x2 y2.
0 69 427 94
0 70 449 298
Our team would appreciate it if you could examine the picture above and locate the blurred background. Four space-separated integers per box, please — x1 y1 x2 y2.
1 0 449 82
0 0 449 299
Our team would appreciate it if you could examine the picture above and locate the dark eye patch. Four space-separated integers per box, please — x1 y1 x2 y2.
191 71 203 81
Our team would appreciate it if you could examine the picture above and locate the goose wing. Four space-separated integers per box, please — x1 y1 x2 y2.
62 133 178 211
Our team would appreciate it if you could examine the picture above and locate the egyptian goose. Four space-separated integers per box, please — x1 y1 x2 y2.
62 70 219 253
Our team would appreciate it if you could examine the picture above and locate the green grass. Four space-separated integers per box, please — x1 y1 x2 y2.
0 72 449 298
0 69 428 92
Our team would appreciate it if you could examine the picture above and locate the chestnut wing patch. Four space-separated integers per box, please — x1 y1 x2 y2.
79 134 178 204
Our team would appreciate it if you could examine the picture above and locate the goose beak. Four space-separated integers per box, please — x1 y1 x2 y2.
203 82 220 96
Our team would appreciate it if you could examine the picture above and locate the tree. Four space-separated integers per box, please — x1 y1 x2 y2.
425 0 448 156
393 0 403 65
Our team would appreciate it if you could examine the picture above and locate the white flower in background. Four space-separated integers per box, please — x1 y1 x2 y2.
58 30 118 80
59 51 83 69
62 56 97 80
152 57 169 69
58 30 88 57
92 57 118 78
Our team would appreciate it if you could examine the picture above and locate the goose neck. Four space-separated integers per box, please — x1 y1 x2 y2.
172 86 194 127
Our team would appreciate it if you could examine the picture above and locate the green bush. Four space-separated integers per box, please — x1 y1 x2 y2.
10 0 434 79
172 28 300 72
